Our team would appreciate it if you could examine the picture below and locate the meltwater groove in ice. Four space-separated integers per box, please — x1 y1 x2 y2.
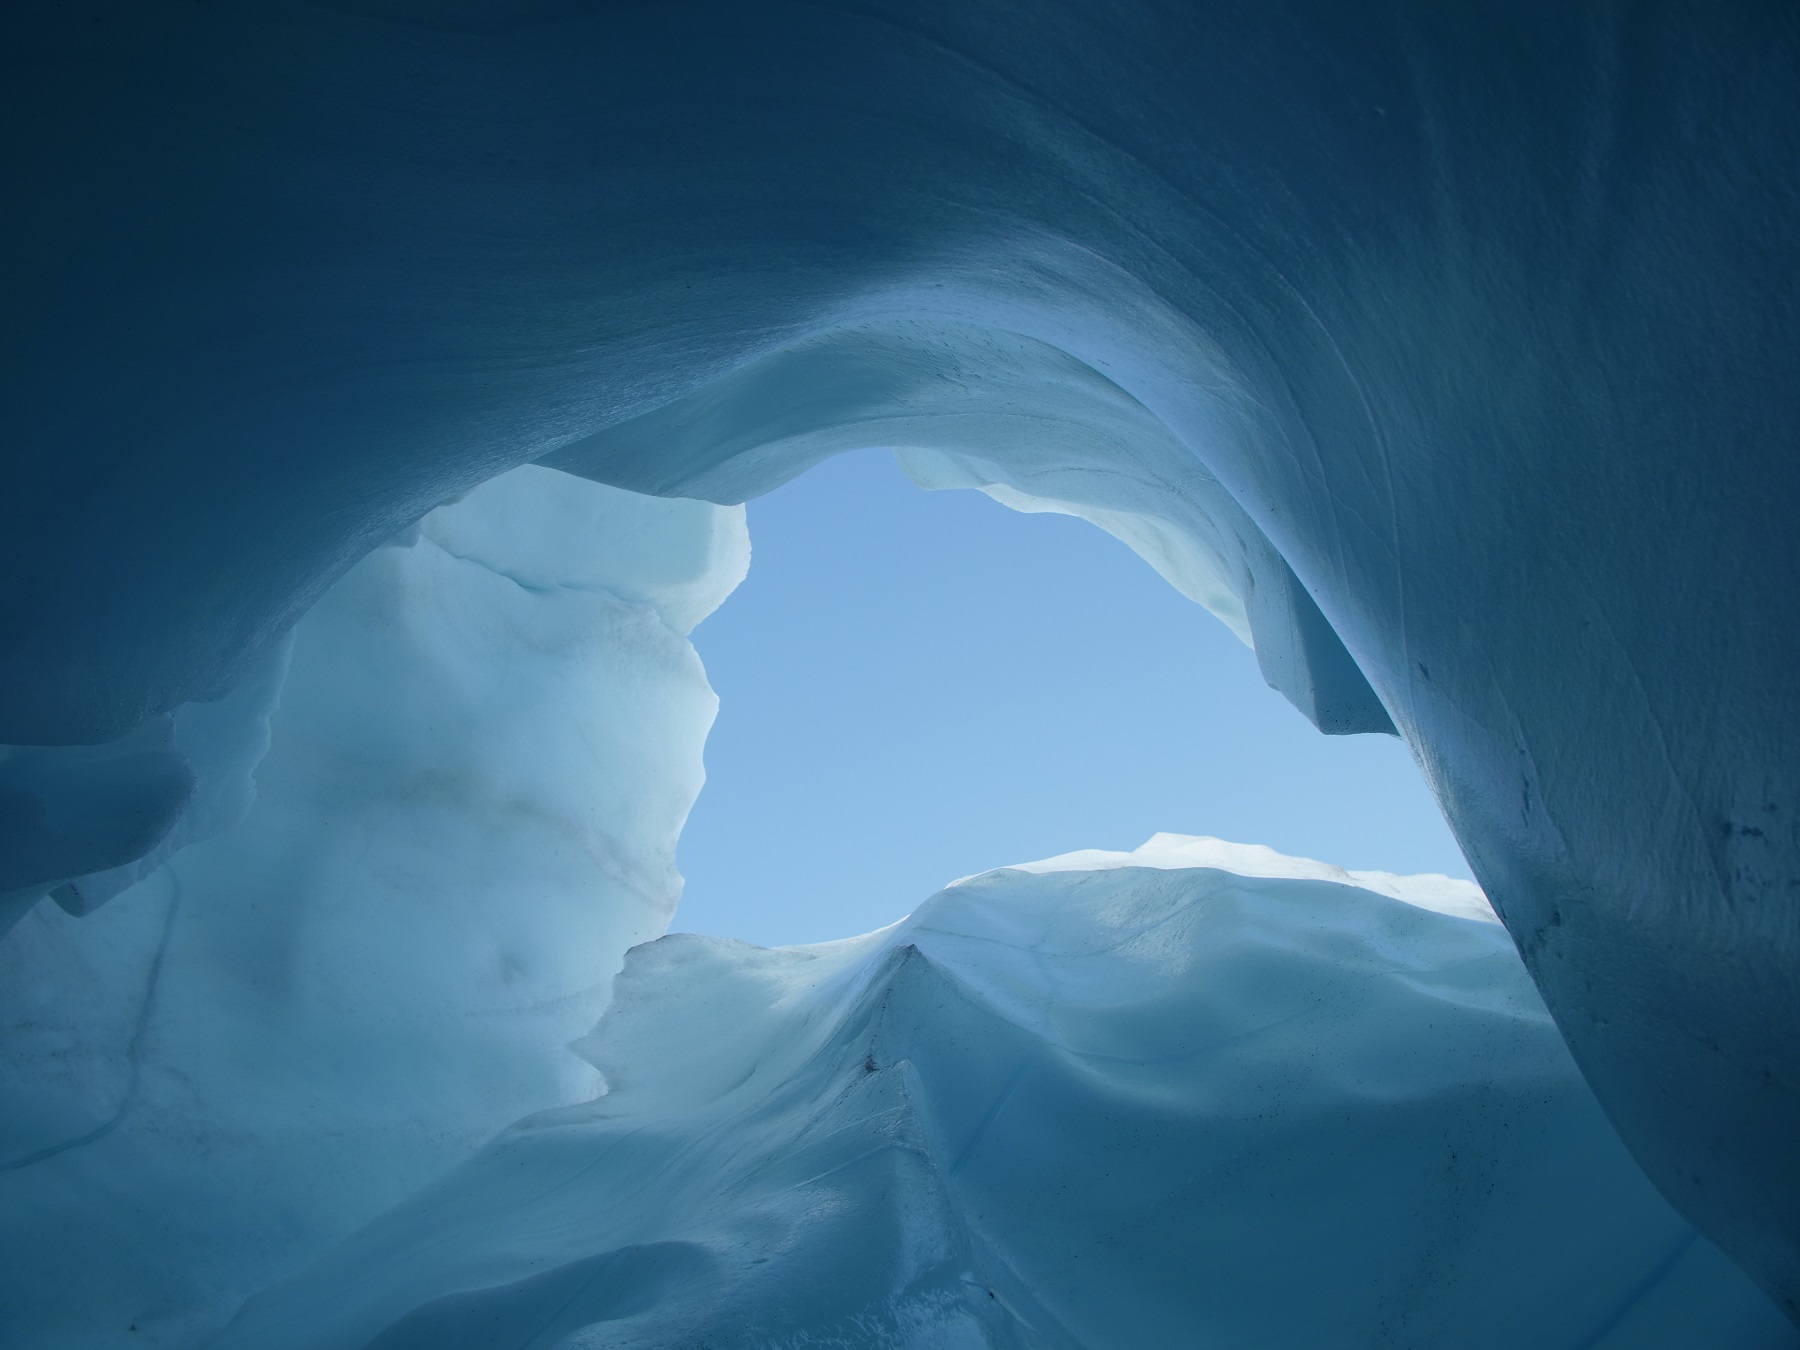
217 847 1796 1349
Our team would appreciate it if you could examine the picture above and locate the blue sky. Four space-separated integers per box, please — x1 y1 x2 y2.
673 448 1469 947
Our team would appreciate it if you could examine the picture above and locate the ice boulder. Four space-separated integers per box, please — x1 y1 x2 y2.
218 847 1794 1349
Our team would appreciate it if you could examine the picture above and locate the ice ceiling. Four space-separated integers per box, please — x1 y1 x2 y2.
1 1 1797 1345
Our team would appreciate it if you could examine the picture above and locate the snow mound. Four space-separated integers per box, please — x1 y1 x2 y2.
960 830 1495 924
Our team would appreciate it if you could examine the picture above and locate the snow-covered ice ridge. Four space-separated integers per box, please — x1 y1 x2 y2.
219 853 1790 1348
955 832 1499 926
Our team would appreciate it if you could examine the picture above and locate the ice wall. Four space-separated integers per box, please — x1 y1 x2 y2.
3 0 1798 1321
216 849 1795 1349
0 469 747 1348
0 639 289 937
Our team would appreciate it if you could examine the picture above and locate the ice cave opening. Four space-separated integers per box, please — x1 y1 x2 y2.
675 445 1469 946
9 6 1800 1340
4 444 1795 1348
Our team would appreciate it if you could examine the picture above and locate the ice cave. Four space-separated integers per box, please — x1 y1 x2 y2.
3 3 1798 1347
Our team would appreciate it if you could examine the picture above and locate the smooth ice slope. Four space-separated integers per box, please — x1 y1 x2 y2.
0 468 747 1348
5 0 1799 1315
218 849 1795 1349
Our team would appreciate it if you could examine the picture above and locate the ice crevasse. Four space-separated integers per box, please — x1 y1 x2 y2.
4 0 1800 1340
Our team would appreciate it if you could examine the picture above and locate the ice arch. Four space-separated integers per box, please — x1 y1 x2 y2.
2 0 1797 1326
542 321 1395 738
5 464 1790 1347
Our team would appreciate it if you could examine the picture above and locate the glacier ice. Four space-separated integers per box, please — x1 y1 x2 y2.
0 635 291 935
216 847 1793 1349
0 469 747 1347
547 323 1395 736
3 0 1799 1330
6 465 1790 1346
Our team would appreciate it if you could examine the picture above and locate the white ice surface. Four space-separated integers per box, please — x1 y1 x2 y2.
220 854 1794 1349
969 831 1496 924
0 468 1789 1347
